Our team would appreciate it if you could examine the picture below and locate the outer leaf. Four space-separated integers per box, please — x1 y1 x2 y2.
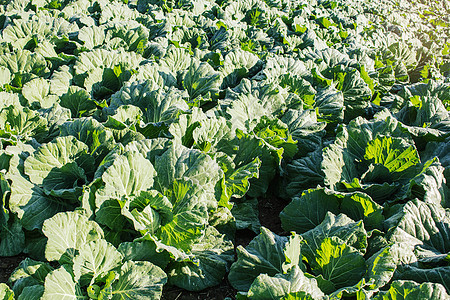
15 285 44 300
21 78 58 109
280 188 340 234
0 284 14 300
125 190 173 235
183 60 221 99
246 266 324 300
9 258 53 296
386 200 450 255
102 261 167 300
73 239 123 286
157 180 207 251
364 136 419 174
95 150 156 208
301 212 368 261
0 215 25 256
8 174 73 231
372 280 449 300
228 227 296 292
60 86 97 118
24 136 90 197
168 226 234 291
41 267 86 300
42 212 104 264
365 246 397 290
311 237 366 290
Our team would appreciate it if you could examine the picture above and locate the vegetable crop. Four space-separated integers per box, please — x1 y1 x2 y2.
0 0 449 298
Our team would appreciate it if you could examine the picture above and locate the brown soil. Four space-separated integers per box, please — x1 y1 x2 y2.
162 278 237 300
0 255 27 283
258 195 289 236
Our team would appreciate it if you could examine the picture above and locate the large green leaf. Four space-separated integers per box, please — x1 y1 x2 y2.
21 78 58 109
310 237 366 290
0 214 25 256
168 226 234 291
73 239 123 286
283 150 325 199
281 188 381 234
407 158 447 207
42 212 104 264
231 130 284 198
124 190 173 235
59 118 115 167
183 60 221 99
60 86 97 118
228 227 302 292
364 136 420 176
218 157 260 208
0 284 14 300
99 261 167 300
245 266 324 300
0 49 47 78
365 246 397 290
95 150 156 208
153 143 222 209
24 136 92 201
118 238 171 269
280 188 340 234
8 173 73 231
41 267 87 300
372 280 449 300
0 105 48 144
157 180 207 251
301 212 368 261
386 200 450 255
8 258 53 297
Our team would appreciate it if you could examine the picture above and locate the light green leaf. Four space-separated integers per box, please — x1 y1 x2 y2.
364 136 420 174
311 237 366 290
42 212 104 264
125 190 173 235
24 136 91 201
372 280 449 300
301 212 368 262
157 180 207 251
49 65 72 96
246 266 324 300
0 105 48 144
96 150 156 207
365 246 397 290
8 173 73 231
73 239 123 286
41 267 87 300
100 261 167 300
154 143 222 209
59 118 115 166
183 60 221 99
168 226 234 291
228 227 299 292
60 86 97 118
0 283 14 300
219 158 260 208
22 78 58 109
